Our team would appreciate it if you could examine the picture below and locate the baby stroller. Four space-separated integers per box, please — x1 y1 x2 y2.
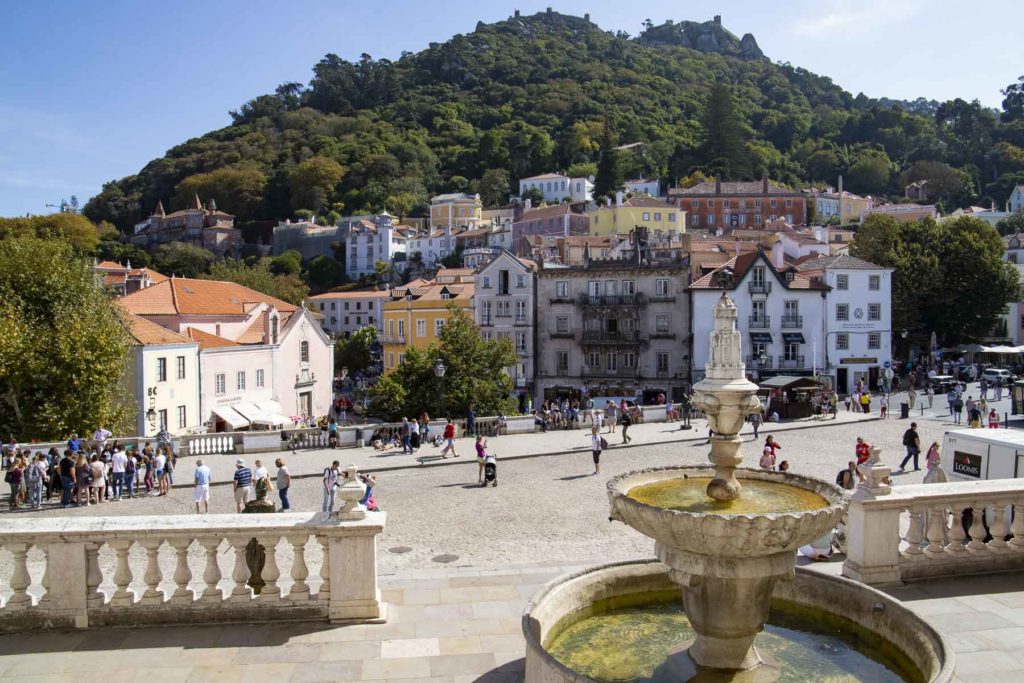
482 453 497 487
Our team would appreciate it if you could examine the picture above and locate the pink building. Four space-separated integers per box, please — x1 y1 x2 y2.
511 203 590 256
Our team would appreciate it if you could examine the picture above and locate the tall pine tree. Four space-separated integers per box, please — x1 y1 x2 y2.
594 121 624 200
698 84 752 179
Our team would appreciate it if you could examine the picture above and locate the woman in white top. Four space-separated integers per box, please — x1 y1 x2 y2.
590 427 603 475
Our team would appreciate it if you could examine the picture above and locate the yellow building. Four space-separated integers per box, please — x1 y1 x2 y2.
589 194 685 237
430 193 483 229
381 274 476 371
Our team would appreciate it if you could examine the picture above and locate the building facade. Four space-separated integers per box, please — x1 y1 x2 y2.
518 173 593 203
589 194 683 238
535 259 691 404
131 196 241 254
511 203 590 255
859 203 937 223
380 275 475 372
406 226 460 267
625 178 661 197
475 251 537 404
1010 185 1024 213
809 190 872 224
306 290 389 338
96 261 167 296
795 255 893 395
429 193 483 229
671 178 807 229
346 213 408 278
689 252 828 382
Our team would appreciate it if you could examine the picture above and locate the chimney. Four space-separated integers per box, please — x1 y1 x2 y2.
616 191 624 207
762 173 769 194
715 176 721 194
772 243 785 270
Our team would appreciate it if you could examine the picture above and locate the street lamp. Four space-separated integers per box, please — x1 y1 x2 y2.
433 359 447 417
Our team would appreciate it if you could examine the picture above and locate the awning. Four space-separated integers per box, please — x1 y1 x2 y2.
212 405 249 430
750 332 773 343
783 333 806 344
255 400 293 427
234 401 277 427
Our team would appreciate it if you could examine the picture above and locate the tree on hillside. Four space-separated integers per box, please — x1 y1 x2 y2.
335 325 377 375
289 157 346 212
898 160 972 207
270 250 303 276
478 169 511 207
594 122 623 199
307 255 342 291
996 213 1024 236
845 150 893 195
369 307 517 420
0 213 101 253
0 238 132 440
173 165 268 221
152 242 215 278
698 83 751 179
202 259 309 305
1002 75 1024 122
851 215 1019 347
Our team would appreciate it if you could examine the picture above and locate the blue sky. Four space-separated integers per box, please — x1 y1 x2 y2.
1 0 1021 217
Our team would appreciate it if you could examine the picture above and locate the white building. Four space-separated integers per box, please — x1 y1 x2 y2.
475 251 537 406
795 254 893 395
690 252 828 382
346 213 408 278
1010 184 1024 214
306 290 389 338
120 278 334 431
519 173 593 203
625 178 661 197
122 312 201 437
406 226 460 267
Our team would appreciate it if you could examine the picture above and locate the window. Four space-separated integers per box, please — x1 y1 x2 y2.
770 199 777 208
707 200 715 208
622 280 636 295
300 341 309 362
237 371 246 391
836 304 849 321
482 276 491 289
588 352 600 369
398 320 406 336
868 332 881 349
836 333 849 350
215 373 226 396
656 314 669 333
555 316 569 334
177 405 187 430
755 198 762 207
706 214 715 226
606 353 618 371
784 300 799 316
330 317 337 325
723 199 731 209
557 351 569 375
669 212 676 222
656 353 670 373
515 300 527 321
516 274 526 288
642 212 651 221
786 199 793 208
356 317 362 325
785 343 800 361
176 356 185 380
690 214 699 226
868 304 881 321
516 332 527 352
556 281 569 298
869 275 880 290
656 279 670 296
623 352 636 368
355 302 362 310
158 409 168 431
156 357 167 382
256 369 265 388
836 274 849 290
388 352 394 368
416 319 426 337
344 316 349 325
435 319 445 336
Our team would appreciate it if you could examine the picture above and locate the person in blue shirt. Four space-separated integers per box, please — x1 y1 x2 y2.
67 434 82 453
194 458 212 514
232 458 252 512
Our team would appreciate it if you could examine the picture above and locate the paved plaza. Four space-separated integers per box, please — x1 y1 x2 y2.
0 385 1020 681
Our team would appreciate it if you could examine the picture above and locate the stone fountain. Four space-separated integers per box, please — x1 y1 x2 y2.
522 292 953 682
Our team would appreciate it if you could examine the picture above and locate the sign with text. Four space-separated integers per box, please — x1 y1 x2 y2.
952 451 982 479
839 357 878 365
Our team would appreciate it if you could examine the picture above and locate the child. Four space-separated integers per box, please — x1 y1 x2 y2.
879 394 888 419
988 408 1000 429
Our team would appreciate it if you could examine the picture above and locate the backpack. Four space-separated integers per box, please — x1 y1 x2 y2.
599 437 608 450
835 470 847 486
26 463 40 482
3 469 11 484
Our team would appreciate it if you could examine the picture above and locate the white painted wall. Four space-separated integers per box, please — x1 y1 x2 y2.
132 343 201 437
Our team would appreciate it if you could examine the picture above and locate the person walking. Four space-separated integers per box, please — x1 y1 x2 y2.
590 426 604 475
750 410 764 439
6 458 22 509
24 454 45 509
605 401 618 434
232 459 252 512
879 394 888 419
907 387 917 411
475 435 488 484
859 392 870 414
989 408 1000 429
124 451 137 499
322 460 341 514
952 395 964 425
897 422 921 472
400 418 412 454
620 408 633 444
466 405 477 438
194 459 212 514
276 458 291 511
110 446 127 500
926 386 934 409
440 418 459 458
160 448 174 495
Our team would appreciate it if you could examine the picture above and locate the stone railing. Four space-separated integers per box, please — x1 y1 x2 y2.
0 510 386 631
180 432 240 455
843 455 1024 586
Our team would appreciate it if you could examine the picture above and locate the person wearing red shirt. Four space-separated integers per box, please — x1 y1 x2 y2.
855 437 871 464
440 418 459 458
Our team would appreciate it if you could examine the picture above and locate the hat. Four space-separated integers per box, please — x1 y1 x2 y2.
235 458 245 466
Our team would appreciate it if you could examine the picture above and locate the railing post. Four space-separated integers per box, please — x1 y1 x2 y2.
843 448 902 585
326 518 386 622
43 541 90 628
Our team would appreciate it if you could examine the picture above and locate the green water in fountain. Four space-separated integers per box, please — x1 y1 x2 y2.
545 596 919 683
628 478 828 515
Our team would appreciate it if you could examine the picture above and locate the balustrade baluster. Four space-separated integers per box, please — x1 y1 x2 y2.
924 505 949 554
1010 502 1024 551
966 504 988 552
946 508 969 553
990 503 1010 550
287 534 310 600
169 538 194 603
228 536 252 601
258 536 281 599
317 534 330 603
903 507 925 558
141 539 164 604
38 545 51 607
84 542 104 606
200 538 224 602
109 540 135 606
5 543 32 609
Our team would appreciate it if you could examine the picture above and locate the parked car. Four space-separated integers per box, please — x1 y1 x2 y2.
982 368 1017 384
928 375 959 392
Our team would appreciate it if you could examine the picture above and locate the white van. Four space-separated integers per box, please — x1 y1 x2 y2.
941 429 1024 481
982 368 1015 384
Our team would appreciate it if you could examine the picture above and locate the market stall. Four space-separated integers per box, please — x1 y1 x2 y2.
758 375 830 420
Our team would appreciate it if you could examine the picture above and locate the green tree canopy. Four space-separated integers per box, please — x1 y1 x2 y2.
594 122 623 199
270 249 303 276
335 325 377 375
369 307 517 420
151 242 216 278
851 215 1020 346
697 83 752 179
478 168 511 207
202 258 310 305
306 254 342 291
996 213 1024 236
0 237 132 440
173 164 268 221
0 213 101 253
289 156 346 211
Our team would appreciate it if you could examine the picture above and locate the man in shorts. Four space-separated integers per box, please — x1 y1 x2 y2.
232 458 252 512
194 458 212 514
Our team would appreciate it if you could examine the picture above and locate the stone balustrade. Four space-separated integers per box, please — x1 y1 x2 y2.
0 511 386 631
843 466 1024 586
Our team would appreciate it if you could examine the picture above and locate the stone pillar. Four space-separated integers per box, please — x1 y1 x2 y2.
328 529 385 622
842 450 902 585
43 542 89 628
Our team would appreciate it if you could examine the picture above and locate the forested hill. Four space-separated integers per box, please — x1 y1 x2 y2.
85 11 1024 233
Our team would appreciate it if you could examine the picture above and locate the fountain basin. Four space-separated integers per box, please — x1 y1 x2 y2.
522 560 953 683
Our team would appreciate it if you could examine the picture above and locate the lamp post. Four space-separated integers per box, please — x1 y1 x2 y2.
433 359 447 418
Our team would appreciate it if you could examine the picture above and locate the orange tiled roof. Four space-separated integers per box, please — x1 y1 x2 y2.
236 312 268 344
96 260 129 271
121 311 194 346
308 290 390 300
185 327 240 349
120 278 297 317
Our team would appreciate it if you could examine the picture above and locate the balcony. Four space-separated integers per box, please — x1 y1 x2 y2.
576 293 647 307
748 315 771 329
649 331 676 340
479 316 493 327
514 316 529 326
582 330 641 345
649 293 676 303
781 315 803 329
581 366 638 379
746 355 774 369
748 280 772 294
550 330 576 340
778 355 806 370
548 296 574 305
380 335 406 345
